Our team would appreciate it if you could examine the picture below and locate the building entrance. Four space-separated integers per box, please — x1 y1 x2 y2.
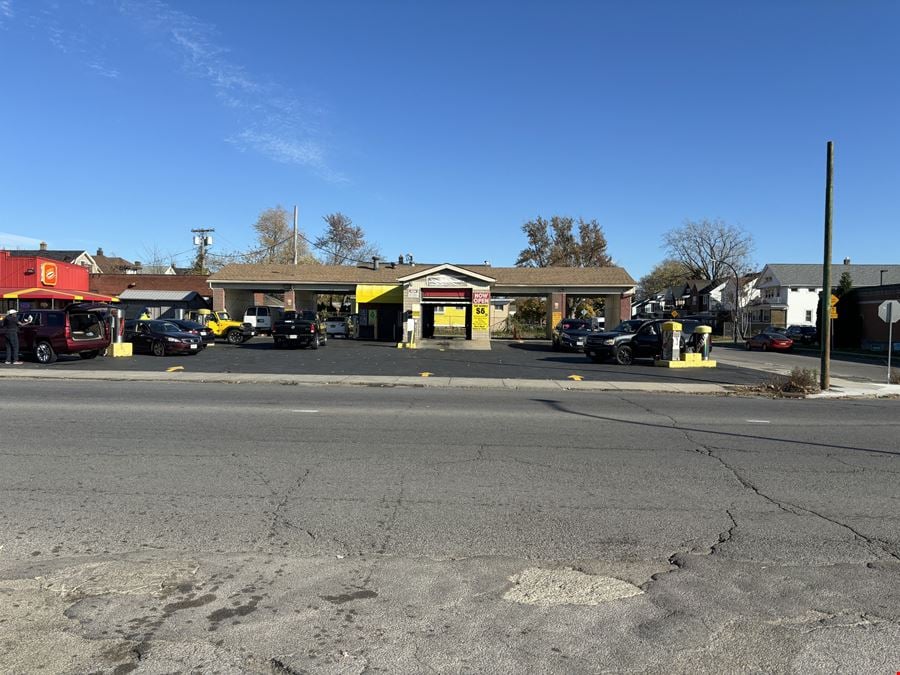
421 301 472 339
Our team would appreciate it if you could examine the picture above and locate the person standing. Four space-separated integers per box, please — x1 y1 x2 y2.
3 308 32 365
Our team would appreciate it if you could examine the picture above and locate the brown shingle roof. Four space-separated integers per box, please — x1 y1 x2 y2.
93 254 136 273
90 274 212 296
209 263 635 287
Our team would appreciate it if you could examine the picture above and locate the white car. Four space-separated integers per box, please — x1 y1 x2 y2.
325 316 351 338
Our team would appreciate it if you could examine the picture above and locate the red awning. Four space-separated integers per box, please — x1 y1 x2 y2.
0 287 119 302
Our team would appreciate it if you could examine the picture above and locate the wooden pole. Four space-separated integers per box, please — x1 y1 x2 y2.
820 142 834 390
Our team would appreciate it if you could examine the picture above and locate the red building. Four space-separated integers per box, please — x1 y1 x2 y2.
0 250 118 311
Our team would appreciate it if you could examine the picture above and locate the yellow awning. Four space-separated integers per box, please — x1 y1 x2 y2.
355 284 402 304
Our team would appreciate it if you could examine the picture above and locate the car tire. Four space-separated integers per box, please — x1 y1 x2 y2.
79 350 99 359
761 343 768 352
152 341 166 357
226 329 244 345
35 341 57 364
745 342 752 351
614 344 634 366
310 335 319 350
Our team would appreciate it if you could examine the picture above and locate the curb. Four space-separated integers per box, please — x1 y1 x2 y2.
0 368 734 395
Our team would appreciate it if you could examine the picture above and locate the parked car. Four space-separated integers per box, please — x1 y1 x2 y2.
184 309 254 344
124 319 204 356
167 319 215 348
325 315 352 338
745 332 794 352
785 325 818 345
16 304 112 364
584 318 710 365
552 318 593 351
243 305 283 335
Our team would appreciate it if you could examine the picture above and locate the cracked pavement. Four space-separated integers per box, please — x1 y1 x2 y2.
1 380 898 672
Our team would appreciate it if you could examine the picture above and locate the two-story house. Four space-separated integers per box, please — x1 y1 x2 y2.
752 262 900 328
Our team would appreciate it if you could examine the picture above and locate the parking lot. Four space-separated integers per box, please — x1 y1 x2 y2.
13 336 765 385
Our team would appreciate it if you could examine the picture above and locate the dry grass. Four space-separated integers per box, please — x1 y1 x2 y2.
891 369 900 385
755 367 821 396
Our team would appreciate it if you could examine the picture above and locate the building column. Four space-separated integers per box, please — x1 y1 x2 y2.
212 287 226 311
604 293 622 327
283 289 296 311
294 290 316 311
546 292 565 338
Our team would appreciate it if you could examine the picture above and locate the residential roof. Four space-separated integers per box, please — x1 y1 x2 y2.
90 273 212 297
760 264 900 288
117 289 201 302
7 249 89 264
93 254 137 274
208 263 635 288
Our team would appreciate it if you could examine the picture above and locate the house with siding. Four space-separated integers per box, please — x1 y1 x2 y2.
751 262 900 328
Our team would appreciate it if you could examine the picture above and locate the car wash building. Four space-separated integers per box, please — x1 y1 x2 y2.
207 260 635 348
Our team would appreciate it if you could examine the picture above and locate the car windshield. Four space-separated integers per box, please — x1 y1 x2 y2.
152 321 182 333
217 311 232 321
177 321 203 330
328 317 346 323
560 320 589 330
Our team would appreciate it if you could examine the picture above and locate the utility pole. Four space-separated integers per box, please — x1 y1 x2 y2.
820 141 834 391
192 228 215 274
293 205 299 266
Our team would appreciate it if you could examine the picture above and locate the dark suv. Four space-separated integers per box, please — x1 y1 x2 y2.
17 305 111 364
584 318 709 365
785 325 818 345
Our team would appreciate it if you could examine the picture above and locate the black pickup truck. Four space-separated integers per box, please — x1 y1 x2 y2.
271 311 326 349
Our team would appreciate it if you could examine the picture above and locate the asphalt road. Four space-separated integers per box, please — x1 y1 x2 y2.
1 380 898 673
714 342 893 382
20 337 764 385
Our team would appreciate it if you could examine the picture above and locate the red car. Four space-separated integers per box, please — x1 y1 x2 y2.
745 332 793 352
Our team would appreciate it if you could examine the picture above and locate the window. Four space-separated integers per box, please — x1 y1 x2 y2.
434 305 445 314
805 310 812 322
245 307 257 316
791 287 799 292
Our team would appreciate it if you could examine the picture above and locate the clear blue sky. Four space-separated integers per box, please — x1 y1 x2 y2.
1 1 898 279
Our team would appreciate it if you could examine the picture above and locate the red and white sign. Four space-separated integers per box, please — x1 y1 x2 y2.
473 290 490 305
40 262 58 286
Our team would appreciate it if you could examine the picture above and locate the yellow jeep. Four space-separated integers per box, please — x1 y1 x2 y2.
187 309 255 344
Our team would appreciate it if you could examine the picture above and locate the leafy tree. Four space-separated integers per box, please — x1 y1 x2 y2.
515 216 613 268
663 218 754 281
636 259 691 300
315 213 380 265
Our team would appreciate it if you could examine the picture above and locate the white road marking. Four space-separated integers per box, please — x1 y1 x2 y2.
746 419 771 424
291 409 319 413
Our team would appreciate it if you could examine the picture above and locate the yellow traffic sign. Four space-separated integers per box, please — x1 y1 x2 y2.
830 294 839 306
829 308 838 319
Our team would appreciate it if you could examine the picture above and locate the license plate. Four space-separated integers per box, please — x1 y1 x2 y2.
288 334 298 339
190 344 198 349
577 339 585 346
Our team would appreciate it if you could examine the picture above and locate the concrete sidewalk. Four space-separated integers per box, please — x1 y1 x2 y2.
1 367 898 397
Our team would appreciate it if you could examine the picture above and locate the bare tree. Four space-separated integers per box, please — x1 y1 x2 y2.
663 218 754 281
138 243 176 274
315 213 380 265
243 206 315 265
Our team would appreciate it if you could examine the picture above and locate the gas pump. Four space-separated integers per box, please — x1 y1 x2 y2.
693 325 712 361
108 307 133 357
660 321 682 362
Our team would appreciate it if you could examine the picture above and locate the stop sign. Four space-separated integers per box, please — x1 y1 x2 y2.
878 300 900 324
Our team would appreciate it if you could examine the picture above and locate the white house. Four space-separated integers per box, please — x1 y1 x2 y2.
752 262 900 327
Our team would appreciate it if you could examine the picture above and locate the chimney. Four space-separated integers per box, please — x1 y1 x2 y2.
96 247 104 256
40 241 47 251
372 256 380 271
843 257 851 265
398 254 404 266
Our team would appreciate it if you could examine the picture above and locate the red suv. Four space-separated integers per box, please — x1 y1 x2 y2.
17 305 111 364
